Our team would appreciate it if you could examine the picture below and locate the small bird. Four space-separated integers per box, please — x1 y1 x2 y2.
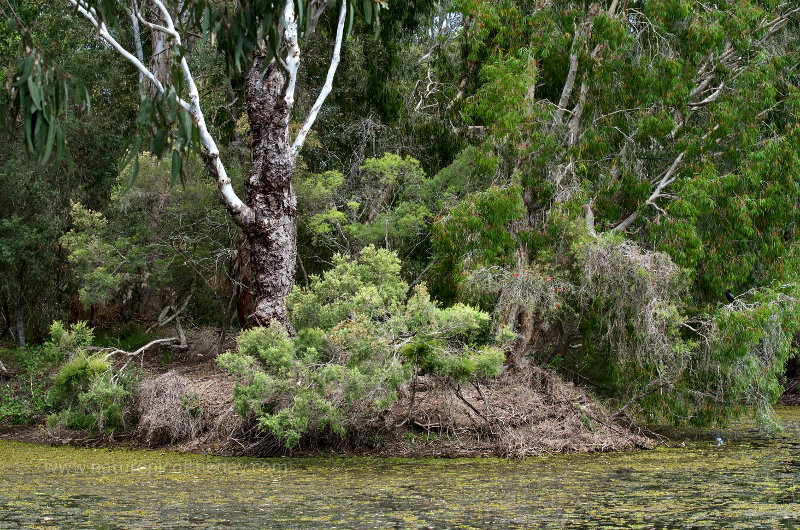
716 436 724 446
725 289 735 303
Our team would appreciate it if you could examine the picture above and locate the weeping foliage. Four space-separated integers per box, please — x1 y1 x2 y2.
426 0 800 425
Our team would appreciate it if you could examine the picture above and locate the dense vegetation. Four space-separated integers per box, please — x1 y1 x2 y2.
1 0 798 450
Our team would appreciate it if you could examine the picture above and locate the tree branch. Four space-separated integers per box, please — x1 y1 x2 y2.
612 151 684 233
66 0 186 108
292 0 347 156
282 0 301 117
78 0 253 227
127 9 145 100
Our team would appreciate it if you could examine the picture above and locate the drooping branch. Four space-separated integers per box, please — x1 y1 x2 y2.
292 0 347 155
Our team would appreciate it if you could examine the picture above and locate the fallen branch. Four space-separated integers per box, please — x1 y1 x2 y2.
89 336 187 363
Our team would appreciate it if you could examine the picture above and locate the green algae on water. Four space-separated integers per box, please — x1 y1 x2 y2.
1 408 800 528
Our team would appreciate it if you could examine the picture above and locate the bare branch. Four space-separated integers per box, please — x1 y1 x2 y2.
282 0 301 115
612 151 684 233
66 0 188 109
292 0 347 155
555 27 580 126
127 9 145 99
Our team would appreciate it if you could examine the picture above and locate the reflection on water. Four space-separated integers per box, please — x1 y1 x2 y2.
1 407 799 528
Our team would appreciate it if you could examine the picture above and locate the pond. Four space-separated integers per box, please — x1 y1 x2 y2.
1 407 799 528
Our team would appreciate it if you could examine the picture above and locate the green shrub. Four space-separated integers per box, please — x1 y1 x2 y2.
0 322 94 425
39 322 135 434
42 321 94 361
220 246 507 448
47 353 133 433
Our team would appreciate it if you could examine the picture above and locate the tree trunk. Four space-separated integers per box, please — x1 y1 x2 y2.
148 6 171 99
242 58 298 332
0 291 10 339
14 302 25 349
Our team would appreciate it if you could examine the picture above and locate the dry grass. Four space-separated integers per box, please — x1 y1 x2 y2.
381 367 653 457
128 327 650 456
135 368 241 449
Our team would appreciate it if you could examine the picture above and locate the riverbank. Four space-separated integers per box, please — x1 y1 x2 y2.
0 346 652 457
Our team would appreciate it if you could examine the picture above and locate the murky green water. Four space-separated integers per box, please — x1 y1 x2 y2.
1 407 799 528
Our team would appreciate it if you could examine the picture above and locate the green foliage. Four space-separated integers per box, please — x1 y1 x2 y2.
35 320 134 434
296 153 434 279
0 346 53 425
684 286 800 426
288 245 408 330
46 353 130 433
61 154 238 327
431 185 525 302
219 246 504 448
0 321 96 425
0 2 139 341
42 320 94 361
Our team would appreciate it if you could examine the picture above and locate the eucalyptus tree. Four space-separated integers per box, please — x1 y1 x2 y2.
2 0 399 332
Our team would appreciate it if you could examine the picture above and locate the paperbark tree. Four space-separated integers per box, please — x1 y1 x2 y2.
3 0 373 332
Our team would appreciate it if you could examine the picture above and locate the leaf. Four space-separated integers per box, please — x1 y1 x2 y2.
13 56 32 87
24 113 34 153
268 25 279 59
121 156 140 195
296 0 304 30
363 0 372 25
171 150 182 186
27 77 41 110
347 1 354 36
41 120 56 164
54 125 65 167
201 6 210 35
121 135 142 173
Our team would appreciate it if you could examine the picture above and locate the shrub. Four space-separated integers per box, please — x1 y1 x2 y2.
42 322 134 434
0 321 96 426
220 246 506 448
46 353 132 433
42 320 94 361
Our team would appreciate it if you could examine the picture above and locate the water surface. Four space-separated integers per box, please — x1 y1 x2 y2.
1 407 799 528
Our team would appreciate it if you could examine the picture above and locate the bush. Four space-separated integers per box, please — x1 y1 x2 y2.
41 321 134 434
0 321 95 426
42 321 94 362
46 353 133 433
219 246 507 448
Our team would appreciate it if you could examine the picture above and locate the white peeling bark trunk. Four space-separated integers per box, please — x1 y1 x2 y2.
14 302 25 348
